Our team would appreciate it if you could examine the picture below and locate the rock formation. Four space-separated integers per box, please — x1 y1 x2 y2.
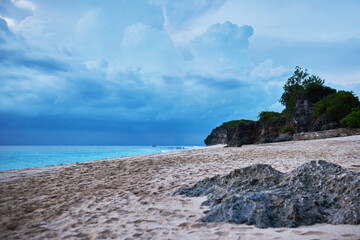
204 94 349 146
204 125 237 146
205 67 360 146
293 128 360 141
175 160 360 228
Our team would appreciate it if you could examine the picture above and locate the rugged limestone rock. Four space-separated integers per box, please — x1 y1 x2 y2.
204 126 227 145
293 128 360 141
204 93 340 146
204 125 237 146
275 132 293 142
227 118 290 147
288 97 315 133
227 122 261 147
175 160 360 228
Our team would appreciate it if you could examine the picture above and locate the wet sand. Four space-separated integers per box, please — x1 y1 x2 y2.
1 135 360 239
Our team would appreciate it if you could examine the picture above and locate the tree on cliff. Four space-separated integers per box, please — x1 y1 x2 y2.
279 66 309 106
279 66 336 111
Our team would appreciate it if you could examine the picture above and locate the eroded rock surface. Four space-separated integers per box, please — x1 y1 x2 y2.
175 160 360 228
204 125 237 146
293 128 360 141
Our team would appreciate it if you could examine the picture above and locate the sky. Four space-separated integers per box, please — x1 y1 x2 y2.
0 0 360 145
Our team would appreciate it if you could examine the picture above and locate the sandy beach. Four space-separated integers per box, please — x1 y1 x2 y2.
1 136 360 239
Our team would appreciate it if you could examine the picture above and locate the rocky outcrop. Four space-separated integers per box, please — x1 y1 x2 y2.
227 121 260 147
274 132 294 142
293 128 360 141
204 125 237 145
205 93 343 146
288 97 315 133
175 160 360 228
226 117 291 147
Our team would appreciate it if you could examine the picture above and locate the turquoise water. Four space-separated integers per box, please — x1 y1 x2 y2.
0 146 196 171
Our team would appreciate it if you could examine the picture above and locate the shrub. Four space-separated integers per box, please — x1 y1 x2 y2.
303 81 336 103
340 107 360 128
223 119 254 128
258 111 283 124
313 91 360 121
280 125 294 134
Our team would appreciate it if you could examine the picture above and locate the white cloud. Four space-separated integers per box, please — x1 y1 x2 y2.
185 0 360 43
321 72 360 86
11 0 36 11
0 16 16 28
3 0 359 125
188 21 253 77
154 0 226 43
13 16 47 37
75 9 99 36
86 58 108 71
120 22 183 75
252 60 287 78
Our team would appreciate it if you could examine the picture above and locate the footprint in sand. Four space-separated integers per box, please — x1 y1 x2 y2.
341 234 357 237
104 217 119 223
97 229 117 239
215 231 229 236
299 231 328 236
237 226 254 230
252 232 265 236
85 216 98 224
178 222 191 228
190 222 206 228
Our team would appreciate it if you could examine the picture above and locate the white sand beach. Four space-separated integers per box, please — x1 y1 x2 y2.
1 135 360 239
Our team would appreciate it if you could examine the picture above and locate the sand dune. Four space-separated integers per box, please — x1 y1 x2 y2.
1 135 360 239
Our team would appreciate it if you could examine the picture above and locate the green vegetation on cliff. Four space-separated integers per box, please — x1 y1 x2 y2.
220 67 359 132
206 67 360 146
223 119 255 128
280 125 294 134
258 111 284 124
340 106 360 128
280 66 336 115
313 91 360 121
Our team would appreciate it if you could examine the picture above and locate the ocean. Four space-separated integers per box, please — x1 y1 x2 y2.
0 145 198 171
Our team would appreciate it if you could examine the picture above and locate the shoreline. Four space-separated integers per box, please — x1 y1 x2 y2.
0 146 205 183
1 135 359 239
0 145 203 172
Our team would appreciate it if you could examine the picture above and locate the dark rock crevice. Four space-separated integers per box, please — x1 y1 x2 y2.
175 160 360 228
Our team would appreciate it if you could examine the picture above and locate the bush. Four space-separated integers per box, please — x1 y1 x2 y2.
223 119 254 128
280 125 294 134
258 111 283 124
313 91 360 122
303 81 336 103
340 107 360 128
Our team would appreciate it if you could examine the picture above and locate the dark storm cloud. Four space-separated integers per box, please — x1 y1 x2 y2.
188 74 250 90
0 48 68 73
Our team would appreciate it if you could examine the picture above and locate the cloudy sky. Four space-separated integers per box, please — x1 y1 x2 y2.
1 0 360 145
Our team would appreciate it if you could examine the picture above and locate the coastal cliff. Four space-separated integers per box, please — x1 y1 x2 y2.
205 67 360 146
204 125 237 145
